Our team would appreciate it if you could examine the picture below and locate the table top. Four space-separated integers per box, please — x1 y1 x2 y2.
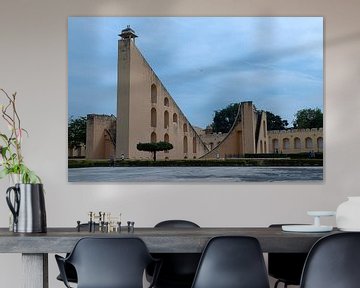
0 227 340 254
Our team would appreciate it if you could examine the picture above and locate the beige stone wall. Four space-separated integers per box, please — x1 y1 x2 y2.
86 114 116 159
201 100 323 158
255 111 269 154
202 101 266 159
199 132 227 151
198 102 269 158
241 101 257 154
268 128 323 154
202 121 243 159
116 37 209 160
68 145 86 158
116 38 131 159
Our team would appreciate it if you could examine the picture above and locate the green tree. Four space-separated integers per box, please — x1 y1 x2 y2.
68 116 87 149
293 108 323 129
211 103 288 133
137 141 174 161
211 103 240 133
265 111 288 130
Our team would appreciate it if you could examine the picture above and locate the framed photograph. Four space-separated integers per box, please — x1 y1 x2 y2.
68 17 323 182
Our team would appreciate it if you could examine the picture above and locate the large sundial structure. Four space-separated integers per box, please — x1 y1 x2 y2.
84 26 323 160
115 26 209 160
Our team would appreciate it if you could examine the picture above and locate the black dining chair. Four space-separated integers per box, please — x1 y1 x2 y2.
147 220 201 288
268 224 308 288
55 237 161 288
191 236 270 288
56 223 99 284
56 262 77 284
300 232 360 288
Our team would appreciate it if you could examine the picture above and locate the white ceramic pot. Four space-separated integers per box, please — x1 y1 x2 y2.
336 197 360 231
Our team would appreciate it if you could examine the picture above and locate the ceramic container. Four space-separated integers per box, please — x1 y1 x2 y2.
336 197 360 231
6 183 47 233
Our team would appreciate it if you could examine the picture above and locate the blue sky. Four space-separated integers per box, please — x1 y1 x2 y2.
68 17 323 128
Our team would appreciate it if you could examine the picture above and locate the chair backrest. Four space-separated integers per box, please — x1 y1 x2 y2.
155 219 200 228
151 220 201 286
300 232 360 288
191 236 270 288
67 237 154 288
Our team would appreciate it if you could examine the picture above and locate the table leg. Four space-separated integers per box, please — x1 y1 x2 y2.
22 253 48 288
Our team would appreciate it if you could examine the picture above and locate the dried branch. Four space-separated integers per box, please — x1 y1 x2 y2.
0 88 39 183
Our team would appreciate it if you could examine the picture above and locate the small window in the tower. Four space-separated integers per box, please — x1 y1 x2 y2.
183 136 188 153
173 113 178 123
151 132 157 143
164 97 169 107
151 84 157 104
151 108 157 127
164 111 169 128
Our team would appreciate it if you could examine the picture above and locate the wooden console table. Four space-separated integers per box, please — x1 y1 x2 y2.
0 227 338 288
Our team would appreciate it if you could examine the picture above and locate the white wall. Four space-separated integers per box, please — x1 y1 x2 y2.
0 0 360 287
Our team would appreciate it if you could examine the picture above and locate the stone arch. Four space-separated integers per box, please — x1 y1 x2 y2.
283 138 290 150
164 111 169 128
151 84 157 104
151 132 156 143
151 108 157 127
305 137 313 149
183 123 188 132
294 137 301 149
209 142 214 150
193 137 197 153
183 136 188 153
264 141 267 153
263 120 266 136
317 137 323 150
272 139 279 153
173 113 178 123
164 97 169 107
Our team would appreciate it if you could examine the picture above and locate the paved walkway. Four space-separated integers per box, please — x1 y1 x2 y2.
68 166 323 182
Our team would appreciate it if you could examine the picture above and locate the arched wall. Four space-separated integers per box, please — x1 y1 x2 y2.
202 102 268 159
268 129 323 154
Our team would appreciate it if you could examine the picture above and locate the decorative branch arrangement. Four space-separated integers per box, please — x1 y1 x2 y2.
0 88 41 183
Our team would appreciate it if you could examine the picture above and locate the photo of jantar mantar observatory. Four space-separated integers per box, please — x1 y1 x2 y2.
68 17 323 182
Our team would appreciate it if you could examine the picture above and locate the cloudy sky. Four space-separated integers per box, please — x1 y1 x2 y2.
68 17 323 128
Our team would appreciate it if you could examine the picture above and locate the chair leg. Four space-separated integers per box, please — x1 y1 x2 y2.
274 280 290 288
